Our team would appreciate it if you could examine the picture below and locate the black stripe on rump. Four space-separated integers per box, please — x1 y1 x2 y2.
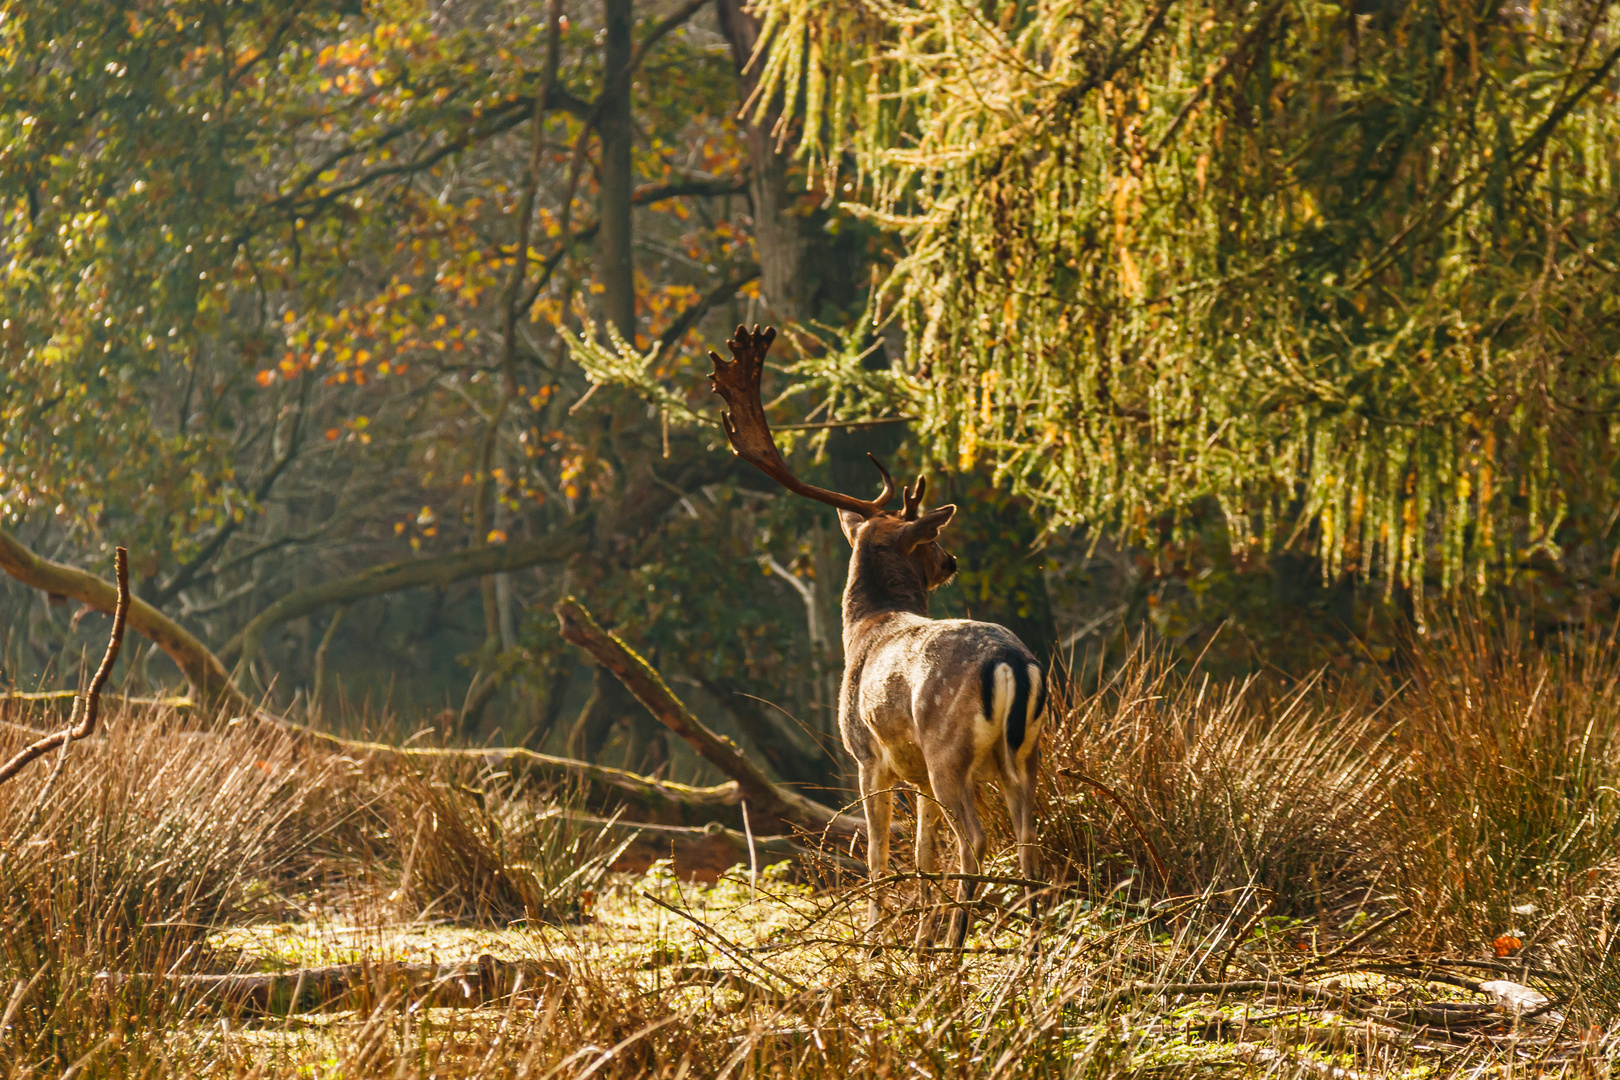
1031 666 1047 727
981 650 1035 751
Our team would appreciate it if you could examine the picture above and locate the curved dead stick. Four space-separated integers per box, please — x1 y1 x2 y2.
0 529 243 712
554 595 864 840
0 547 130 786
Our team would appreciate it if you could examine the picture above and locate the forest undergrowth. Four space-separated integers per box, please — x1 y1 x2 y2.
4 618 1620 1078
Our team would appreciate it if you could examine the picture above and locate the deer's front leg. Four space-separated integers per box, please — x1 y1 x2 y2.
859 762 894 940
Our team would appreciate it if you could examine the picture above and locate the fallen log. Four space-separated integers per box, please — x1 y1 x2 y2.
0 713 854 880
268 722 753 830
1 691 194 725
0 714 749 830
0 574 865 840
554 597 862 841
397 746 745 829
95 955 557 1016
0 529 247 713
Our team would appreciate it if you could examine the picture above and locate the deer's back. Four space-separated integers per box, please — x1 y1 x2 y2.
842 614 1044 789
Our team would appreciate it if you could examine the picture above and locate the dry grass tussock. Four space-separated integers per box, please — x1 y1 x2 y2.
1047 619 1620 954
4 620 1620 1077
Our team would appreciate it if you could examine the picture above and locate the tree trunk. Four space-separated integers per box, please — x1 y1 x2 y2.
599 0 636 339
518 649 575 751
567 663 644 764
715 0 803 323
458 669 503 736
310 605 345 723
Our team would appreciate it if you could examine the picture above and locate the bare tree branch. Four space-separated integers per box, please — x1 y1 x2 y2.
553 596 862 839
0 532 247 713
154 375 311 608
0 547 130 786
223 518 597 678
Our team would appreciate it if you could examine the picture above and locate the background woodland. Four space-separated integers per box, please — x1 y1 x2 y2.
9 4 1620 1075
3 0 1620 795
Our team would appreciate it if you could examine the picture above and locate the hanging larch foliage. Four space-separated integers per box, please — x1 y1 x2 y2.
741 0 1620 609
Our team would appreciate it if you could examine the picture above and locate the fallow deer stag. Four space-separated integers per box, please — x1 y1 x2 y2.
709 325 1046 948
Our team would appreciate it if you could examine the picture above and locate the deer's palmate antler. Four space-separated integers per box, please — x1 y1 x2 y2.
708 324 898 518
706 323 1048 951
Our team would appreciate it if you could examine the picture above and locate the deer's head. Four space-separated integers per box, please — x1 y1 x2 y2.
708 325 959 597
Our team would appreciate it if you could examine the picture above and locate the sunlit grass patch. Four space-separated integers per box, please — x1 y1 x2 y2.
209 920 561 971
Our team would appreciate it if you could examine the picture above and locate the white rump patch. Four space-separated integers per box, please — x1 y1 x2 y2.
971 663 1015 762
990 663 1015 726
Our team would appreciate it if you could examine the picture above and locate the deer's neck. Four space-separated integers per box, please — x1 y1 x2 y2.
841 544 929 632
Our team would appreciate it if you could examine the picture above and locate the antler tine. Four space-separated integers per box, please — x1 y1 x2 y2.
902 475 927 521
708 324 895 518
866 453 896 508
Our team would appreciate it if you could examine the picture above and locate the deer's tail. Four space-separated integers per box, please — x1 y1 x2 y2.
982 650 1045 754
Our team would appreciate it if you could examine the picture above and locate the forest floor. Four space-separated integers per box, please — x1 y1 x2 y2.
8 621 1620 1077
181 871 1591 1079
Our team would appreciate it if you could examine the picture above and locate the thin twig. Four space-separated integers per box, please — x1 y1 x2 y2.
0 548 129 786
1147 0 1286 159
1294 907 1412 977
1214 891 1275 984
640 891 808 994
1093 977 1360 1014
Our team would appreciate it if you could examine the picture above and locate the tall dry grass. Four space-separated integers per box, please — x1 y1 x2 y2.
1042 654 1396 917
8 616 1620 1077
1043 618 1620 956
377 765 628 925
1382 617 1620 942
0 702 338 1069
0 700 623 1075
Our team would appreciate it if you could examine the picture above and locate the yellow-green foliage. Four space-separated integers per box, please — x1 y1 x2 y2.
748 0 1620 605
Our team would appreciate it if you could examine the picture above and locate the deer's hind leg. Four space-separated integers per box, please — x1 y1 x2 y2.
940 786 987 950
1002 745 1041 921
913 791 943 948
858 761 894 940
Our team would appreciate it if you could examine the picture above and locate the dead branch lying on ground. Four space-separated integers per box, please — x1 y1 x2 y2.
2 691 195 722
0 543 862 846
0 548 130 786
580 813 862 879
0 531 246 713
0 707 828 837
554 596 864 841
235 718 757 830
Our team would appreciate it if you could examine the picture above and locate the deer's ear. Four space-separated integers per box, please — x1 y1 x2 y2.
901 504 956 550
837 508 865 545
